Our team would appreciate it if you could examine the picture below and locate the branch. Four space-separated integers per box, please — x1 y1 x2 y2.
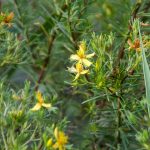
35 33 56 91
35 4 68 91
115 2 142 68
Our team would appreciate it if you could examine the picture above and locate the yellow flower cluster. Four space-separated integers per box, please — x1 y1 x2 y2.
31 91 51 111
47 127 68 150
68 41 95 80
0 12 14 27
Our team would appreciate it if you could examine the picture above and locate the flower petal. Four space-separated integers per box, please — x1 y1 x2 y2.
79 41 86 51
36 91 44 103
31 103 41 111
46 138 53 147
82 59 92 67
53 142 59 149
70 54 80 61
75 63 83 72
86 52 95 58
58 131 68 144
77 49 85 57
54 127 59 139
80 70 89 74
42 103 52 108
68 66 77 73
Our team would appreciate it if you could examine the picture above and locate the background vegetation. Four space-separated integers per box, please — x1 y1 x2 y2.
0 0 150 150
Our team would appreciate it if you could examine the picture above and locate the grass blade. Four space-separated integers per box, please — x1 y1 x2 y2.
138 20 150 116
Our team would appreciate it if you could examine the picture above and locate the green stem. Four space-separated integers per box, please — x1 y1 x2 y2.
117 97 121 149
1 127 8 150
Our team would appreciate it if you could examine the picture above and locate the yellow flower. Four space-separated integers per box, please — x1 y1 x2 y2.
68 63 89 81
70 41 95 67
1 12 14 27
31 91 51 111
47 138 53 147
52 127 68 150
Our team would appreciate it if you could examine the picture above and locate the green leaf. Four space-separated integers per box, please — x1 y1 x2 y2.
138 20 150 116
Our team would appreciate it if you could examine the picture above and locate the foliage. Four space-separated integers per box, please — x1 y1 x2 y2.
0 0 150 150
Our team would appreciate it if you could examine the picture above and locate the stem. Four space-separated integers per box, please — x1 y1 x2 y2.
13 0 24 28
0 0 2 11
67 4 78 49
114 1 142 69
117 97 121 149
35 33 56 91
1 127 8 150
113 3 142 147
35 4 68 91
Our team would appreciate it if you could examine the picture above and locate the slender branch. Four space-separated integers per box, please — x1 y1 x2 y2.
35 33 56 91
141 1 150 22
67 3 78 49
117 97 121 149
113 3 142 147
1 127 8 150
0 0 2 11
35 4 68 91
67 0 89 49
115 2 142 68
13 0 24 28
143 1 150 13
